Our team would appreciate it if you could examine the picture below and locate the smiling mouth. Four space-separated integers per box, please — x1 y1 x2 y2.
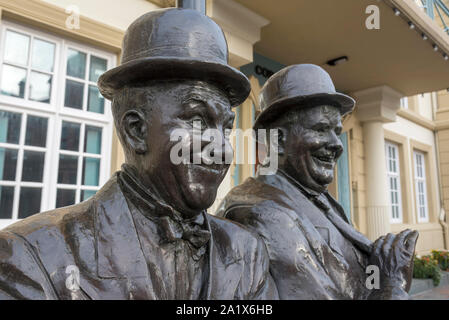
312 153 336 167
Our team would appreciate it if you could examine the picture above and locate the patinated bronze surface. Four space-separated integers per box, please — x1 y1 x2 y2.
0 8 278 300
217 64 419 300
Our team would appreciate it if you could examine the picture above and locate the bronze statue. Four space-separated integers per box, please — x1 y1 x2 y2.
217 64 419 300
0 8 278 300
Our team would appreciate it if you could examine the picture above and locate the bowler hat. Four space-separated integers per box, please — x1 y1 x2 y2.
98 8 250 107
254 64 355 129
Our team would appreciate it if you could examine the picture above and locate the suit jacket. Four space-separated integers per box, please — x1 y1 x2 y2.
217 172 379 300
0 174 278 300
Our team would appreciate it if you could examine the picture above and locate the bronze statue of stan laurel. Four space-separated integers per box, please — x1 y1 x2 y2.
0 8 278 300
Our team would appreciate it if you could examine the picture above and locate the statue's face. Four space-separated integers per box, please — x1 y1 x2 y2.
283 105 343 192
124 81 234 217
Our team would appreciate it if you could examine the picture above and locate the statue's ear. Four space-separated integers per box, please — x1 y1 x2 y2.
121 110 148 154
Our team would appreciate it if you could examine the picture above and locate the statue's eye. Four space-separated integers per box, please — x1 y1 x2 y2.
335 127 342 136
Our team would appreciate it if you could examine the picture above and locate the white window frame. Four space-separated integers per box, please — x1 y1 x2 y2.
0 104 55 227
385 142 403 223
413 150 429 223
0 22 61 112
0 20 115 229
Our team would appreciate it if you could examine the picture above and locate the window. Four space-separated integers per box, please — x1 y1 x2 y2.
400 97 409 109
413 151 429 222
385 142 403 223
0 21 114 229
1 29 56 104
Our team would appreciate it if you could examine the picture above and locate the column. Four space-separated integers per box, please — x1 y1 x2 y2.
352 86 402 240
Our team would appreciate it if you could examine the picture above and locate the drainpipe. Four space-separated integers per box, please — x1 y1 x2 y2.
176 0 206 14
432 92 449 249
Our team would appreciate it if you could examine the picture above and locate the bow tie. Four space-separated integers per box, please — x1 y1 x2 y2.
159 214 211 249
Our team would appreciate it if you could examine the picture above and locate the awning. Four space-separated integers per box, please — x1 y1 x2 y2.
235 0 449 95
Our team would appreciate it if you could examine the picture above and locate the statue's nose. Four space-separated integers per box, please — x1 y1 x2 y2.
328 131 343 156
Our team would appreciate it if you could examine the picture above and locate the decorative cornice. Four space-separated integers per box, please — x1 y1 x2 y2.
397 109 436 131
436 120 449 130
352 85 403 123
0 0 124 52
147 0 175 8
436 107 449 114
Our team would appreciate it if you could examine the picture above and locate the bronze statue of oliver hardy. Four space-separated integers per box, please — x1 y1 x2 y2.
0 8 278 300
217 64 419 300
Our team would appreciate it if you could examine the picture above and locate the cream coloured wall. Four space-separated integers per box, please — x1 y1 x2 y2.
417 93 434 120
436 90 449 249
384 116 436 145
383 116 445 253
42 0 160 31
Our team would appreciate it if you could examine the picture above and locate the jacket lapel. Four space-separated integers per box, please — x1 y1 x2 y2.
93 175 153 298
204 215 244 300
325 193 373 254
261 174 330 267
260 173 357 275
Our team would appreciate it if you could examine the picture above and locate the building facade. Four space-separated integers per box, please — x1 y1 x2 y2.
0 0 448 254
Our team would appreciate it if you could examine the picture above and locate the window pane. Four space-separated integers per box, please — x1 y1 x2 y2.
66 49 86 79
0 148 18 181
81 189 96 201
1 65 27 98
58 155 78 185
87 85 104 114
31 38 55 72
21 151 45 182
84 126 102 154
82 157 100 186
89 56 107 82
25 115 48 147
4 30 30 66
0 186 14 219
18 187 41 219
60 121 80 151
29 72 52 103
56 189 76 208
0 110 21 144
64 80 84 109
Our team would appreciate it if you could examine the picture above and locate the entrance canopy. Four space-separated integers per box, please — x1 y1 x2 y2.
235 0 449 95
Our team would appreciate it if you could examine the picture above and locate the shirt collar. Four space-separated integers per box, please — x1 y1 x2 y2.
277 168 323 198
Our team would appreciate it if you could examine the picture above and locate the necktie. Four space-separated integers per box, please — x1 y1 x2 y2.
158 214 211 249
